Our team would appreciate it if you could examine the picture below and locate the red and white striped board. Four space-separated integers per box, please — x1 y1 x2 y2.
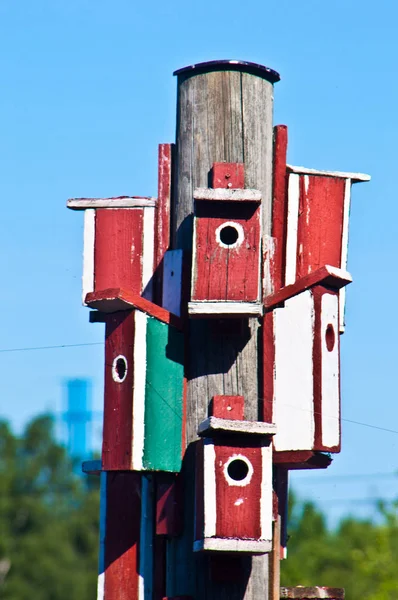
97 471 154 600
194 395 274 554
263 283 342 454
67 197 156 305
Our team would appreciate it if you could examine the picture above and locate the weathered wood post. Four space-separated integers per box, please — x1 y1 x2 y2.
166 60 280 599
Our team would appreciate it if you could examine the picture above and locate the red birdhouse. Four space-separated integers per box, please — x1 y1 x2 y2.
188 163 263 317
67 196 156 304
194 395 276 553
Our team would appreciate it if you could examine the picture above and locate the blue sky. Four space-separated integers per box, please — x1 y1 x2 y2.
0 0 397 523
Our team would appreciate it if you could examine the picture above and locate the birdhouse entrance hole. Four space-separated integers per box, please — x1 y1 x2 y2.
112 355 128 383
224 454 253 487
216 221 244 249
325 324 335 352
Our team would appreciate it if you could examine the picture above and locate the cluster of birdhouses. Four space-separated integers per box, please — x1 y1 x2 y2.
68 93 368 599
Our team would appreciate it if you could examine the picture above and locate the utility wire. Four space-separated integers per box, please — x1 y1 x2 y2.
0 342 103 353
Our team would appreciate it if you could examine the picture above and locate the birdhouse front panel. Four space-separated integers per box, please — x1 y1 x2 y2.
66 198 156 305
190 188 262 315
263 285 340 454
194 437 272 553
282 167 369 331
94 207 154 295
102 309 184 473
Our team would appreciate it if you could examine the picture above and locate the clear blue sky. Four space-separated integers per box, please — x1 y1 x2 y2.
0 0 396 523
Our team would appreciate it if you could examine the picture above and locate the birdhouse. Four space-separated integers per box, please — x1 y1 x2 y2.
263 265 351 456
277 162 370 332
188 163 263 317
88 292 185 473
67 196 156 305
194 395 276 553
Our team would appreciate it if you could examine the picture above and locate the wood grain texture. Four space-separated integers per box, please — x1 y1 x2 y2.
212 163 245 189
192 201 261 302
270 125 288 293
85 288 183 329
102 472 142 600
102 311 136 470
280 588 344 599
168 64 276 599
154 144 173 305
296 175 346 280
94 208 145 293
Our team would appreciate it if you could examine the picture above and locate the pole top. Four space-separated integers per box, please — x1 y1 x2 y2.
173 59 280 83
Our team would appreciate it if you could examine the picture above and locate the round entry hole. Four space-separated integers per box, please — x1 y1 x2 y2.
325 324 335 352
112 355 128 383
227 458 250 482
219 225 239 246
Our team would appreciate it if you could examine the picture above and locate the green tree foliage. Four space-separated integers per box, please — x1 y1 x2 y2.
282 493 398 600
0 415 99 600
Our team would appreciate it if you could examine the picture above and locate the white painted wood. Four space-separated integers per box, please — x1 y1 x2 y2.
339 179 352 333
321 293 340 448
203 439 217 539
285 174 300 285
188 301 263 316
97 573 104 600
198 416 276 437
141 207 155 300
194 538 272 554
286 164 371 182
273 291 315 451
261 445 273 543
132 312 147 471
67 197 156 209
82 209 95 304
97 471 107 600
139 476 153 600
194 188 262 202
162 250 183 316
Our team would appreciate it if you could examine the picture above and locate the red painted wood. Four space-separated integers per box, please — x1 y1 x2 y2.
94 208 144 293
102 311 135 470
296 176 346 279
273 451 332 470
262 312 275 423
214 441 262 540
264 265 351 310
104 472 141 600
154 144 173 305
156 474 182 536
212 163 245 189
192 202 261 301
85 288 184 330
273 467 288 560
211 395 244 420
271 125 288 292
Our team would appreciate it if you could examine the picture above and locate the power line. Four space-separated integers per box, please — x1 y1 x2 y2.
0 342 103 353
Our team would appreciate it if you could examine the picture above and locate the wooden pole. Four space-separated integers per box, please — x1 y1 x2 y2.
166 60 280 600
